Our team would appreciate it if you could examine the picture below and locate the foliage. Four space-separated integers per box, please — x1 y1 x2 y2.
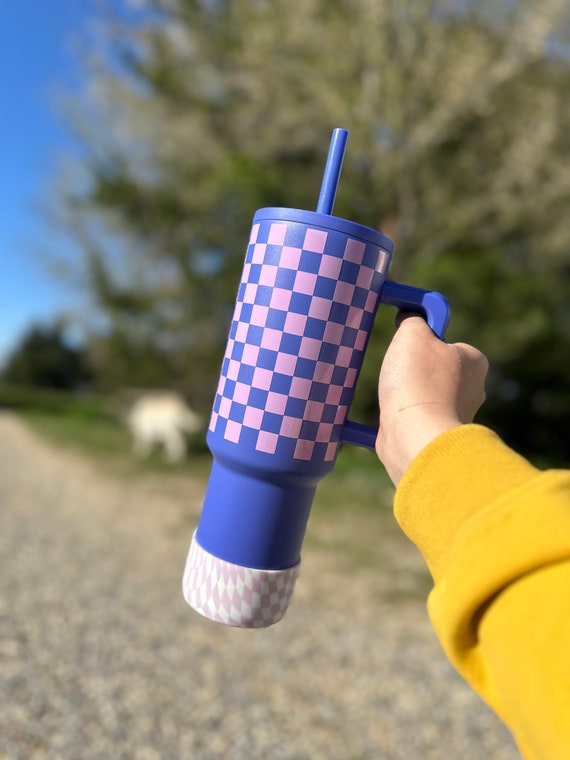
2 323 93 391
50 0 570 463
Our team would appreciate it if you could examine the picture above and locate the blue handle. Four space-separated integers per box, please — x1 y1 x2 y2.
341 281 451 452
379 281 450 339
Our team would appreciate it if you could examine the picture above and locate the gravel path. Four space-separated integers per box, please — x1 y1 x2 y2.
0 412 520 760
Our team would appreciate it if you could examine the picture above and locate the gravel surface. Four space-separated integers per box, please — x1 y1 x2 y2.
0 412 521 759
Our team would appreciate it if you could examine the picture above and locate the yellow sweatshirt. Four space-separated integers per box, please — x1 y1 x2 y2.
394 424 570 760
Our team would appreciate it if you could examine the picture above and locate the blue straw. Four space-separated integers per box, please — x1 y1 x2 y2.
316 128 350 215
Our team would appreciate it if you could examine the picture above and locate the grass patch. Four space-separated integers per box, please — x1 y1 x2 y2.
1 384 424 587
21 408 131 459
0 383 212 476
0 384 393 501
317 443 394 512
297 445 400 572
1 384 130 461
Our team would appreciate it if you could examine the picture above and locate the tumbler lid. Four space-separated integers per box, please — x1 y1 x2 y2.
253 207 394 254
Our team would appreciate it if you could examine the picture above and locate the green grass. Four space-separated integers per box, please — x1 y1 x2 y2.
0 382 396 523
0 383 211 475
1 384 425 589
0 384 393 501
21 408 131 458
1 384 128 458
318 443 394 512
310 448 399 571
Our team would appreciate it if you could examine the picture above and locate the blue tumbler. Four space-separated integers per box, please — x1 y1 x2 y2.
183 129 450 627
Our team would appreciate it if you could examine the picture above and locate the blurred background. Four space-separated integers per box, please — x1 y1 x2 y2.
2 0 570 465
0 2 569 758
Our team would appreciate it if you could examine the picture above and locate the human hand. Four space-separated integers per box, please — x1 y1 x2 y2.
376 314 489 485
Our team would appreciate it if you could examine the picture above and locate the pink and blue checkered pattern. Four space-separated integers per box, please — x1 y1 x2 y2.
209 220 390 463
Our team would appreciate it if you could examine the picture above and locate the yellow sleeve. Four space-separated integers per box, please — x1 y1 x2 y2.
394 424 570 760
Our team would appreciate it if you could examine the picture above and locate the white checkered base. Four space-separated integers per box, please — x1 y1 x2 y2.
183 532 300 628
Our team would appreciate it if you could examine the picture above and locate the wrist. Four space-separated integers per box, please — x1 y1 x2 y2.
377 407 462 485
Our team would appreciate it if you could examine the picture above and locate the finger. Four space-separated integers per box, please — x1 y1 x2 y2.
394 310 427 329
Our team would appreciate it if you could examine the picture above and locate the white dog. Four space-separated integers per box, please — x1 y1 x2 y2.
127 392 203 463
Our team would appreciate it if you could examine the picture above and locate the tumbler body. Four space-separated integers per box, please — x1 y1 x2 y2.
183 208 394 626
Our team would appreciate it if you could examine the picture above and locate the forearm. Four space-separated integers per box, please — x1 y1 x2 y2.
478 559 570 759
394 424 570 758
393 424 538 581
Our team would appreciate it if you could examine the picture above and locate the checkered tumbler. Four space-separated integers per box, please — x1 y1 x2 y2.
183 208 450 628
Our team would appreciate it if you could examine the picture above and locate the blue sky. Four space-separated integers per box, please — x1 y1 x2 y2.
0 1 96 366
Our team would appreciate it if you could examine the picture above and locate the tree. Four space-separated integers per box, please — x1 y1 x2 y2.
51 0 570 461
2 323 93 391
